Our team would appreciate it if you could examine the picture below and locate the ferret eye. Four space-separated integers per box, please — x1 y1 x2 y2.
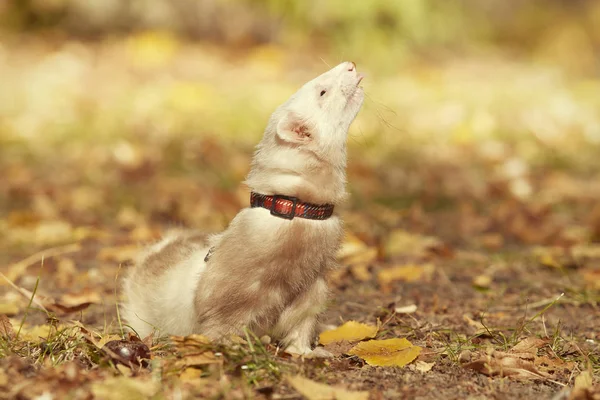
320 90 327 97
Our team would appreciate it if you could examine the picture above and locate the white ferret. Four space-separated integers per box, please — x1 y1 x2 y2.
122 62 364 354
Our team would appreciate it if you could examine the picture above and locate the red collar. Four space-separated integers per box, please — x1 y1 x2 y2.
250 192 334 220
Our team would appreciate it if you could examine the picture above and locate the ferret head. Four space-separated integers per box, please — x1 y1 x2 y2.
246 62 365 204
275 61 364 150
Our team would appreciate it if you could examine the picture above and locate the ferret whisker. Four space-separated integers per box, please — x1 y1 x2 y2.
364 91 404 134
318 57 331 68
365 92 398 117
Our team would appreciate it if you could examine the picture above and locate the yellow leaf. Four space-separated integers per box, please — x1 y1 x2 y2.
0 302 20 315
384 229 441 257
348 338 422 367
286 375 369 400
350 264 372 281
572 370 593 395
472 274 492 288
338 233 369 259
345 247 378 267
319 321 379 345
377 264 433 290
175 351 221 369
179 367 205 384
96 334 123 349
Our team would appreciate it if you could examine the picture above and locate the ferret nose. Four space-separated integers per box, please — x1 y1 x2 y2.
347 61 356 71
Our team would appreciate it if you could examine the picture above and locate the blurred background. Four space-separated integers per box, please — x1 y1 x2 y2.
1 0 600 262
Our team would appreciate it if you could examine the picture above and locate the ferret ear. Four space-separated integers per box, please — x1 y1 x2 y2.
276 112 313 144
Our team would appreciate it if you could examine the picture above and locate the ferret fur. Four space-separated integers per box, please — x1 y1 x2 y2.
122 62 364 354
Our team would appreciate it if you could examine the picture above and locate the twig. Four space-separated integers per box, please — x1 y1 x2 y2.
3 243 81 282
0 271 48 313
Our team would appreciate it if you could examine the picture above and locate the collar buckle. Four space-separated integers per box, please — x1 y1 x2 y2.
270 194 298 220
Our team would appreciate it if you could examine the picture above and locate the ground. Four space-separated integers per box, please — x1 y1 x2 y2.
0 36 599 399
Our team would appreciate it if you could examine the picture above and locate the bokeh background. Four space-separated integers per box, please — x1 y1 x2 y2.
2 0 600 262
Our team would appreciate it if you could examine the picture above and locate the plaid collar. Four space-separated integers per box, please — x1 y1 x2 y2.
250 192 334 220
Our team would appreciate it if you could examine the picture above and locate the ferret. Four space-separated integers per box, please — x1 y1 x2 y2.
122 61 364 354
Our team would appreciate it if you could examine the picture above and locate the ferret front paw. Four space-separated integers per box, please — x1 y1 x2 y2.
284 343 312 356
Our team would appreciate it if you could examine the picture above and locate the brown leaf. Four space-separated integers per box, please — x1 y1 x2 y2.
510 337 546 355
0 315 14 340
463 349 548 380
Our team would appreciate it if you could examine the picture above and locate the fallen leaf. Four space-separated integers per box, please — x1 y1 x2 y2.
412 360 435 373
337 233 370 259
350 264 372 281
174 352 221 369
377 264 434 292
463 314 488 336
463 349 547 380
569 370 595 400
384 229 442 258
472 274 492 288
0 315 14 339
0 302 20 315
319 321 379 345
510 337 546 355
179 367 205 384
348 338 422 367
96 334 123 349
44 290 102 314
286 375 369 400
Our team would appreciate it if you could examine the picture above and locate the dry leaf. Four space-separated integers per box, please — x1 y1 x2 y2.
463 349 547 380
43 290 102 314
0 315 14 340
0 302 20 315
348 338 422 367
412 360 435 373
472 274 492 288
179 367 205 384
337 233 370 259
463 315 488 336
569 370 595 400
378 264 434 292
286 375 369 400
510 337 546 355
175 352 221 369
384 230 442 258
350 264 372 281
319 321 379 345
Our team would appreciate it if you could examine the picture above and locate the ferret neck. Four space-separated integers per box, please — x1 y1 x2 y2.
245 150 347 205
